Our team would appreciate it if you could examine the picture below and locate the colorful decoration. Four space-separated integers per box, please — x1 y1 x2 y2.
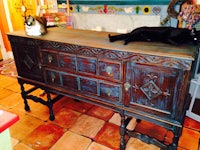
85 5 119 14
76 5 81 12
135 6 141 14
152 6 161 15
56 3 170 26
142 6 151 15
104 5 108 13
70 5 75 12
42 12 66 26
179 4 200 29
82 6 89 12
56 3 165 17
124 7 133 13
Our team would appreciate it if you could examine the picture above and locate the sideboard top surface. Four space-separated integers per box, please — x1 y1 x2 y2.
8 27 197 60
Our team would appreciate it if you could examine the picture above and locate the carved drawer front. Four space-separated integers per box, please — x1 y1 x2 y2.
42 50 58 66
125 62 180 117
59 53 76 71
100 81 122 103
77 56 97 74
45 69 61 85
62 73 78 91
79 77 98 95
98 60 121 81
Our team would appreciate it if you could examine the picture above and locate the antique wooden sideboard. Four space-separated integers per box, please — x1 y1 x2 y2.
8 28 198 150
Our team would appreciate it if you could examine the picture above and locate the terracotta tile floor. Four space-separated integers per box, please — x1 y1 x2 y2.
0 59 200 150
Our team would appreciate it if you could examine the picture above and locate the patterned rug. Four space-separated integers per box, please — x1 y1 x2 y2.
0 59 17 77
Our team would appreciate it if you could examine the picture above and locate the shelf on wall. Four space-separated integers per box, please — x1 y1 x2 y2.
57 0 171 5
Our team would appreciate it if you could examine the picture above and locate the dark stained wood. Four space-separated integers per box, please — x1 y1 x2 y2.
8 28 196 61
7 28 197 150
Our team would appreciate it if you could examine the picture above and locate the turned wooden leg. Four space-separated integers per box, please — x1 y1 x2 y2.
46 91 55 121
119 110 126 150
169 126 181 150
18 79 30 111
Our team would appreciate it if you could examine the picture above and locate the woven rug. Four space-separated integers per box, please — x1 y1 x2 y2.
0 59 17 77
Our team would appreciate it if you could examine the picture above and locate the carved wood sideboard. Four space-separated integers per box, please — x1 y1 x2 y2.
8 28 197 150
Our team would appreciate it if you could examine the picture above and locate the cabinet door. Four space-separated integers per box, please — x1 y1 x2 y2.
125 62 184 119
9 37 43 82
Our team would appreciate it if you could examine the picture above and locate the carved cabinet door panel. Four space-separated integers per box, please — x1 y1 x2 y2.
9 37 43 82
125 62 184 120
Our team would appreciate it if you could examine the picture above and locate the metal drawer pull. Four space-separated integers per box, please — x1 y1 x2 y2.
38 63 42 69
124 82 131 91
106 66 112 75
163 90 171 97
107 89 112 96
48 55 53 63
51 73 55 83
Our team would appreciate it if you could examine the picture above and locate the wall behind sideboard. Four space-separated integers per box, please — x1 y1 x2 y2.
57 3 179 32
71 13 160 33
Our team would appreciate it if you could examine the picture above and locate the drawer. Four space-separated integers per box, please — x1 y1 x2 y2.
42 50 58 66
98 60 121 80
59 53 76 71
45 69 61 85
80 77 97 95
100 81 121 103
62 73 78 91
77 56 97 74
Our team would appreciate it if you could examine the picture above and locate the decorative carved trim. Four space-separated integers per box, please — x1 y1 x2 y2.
41 41 79 53
132 83 139 92
140 80 163 101
100 50 133 60
129 54 191 70
77 47 103 57
39 41 191 70
23 54 34 70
